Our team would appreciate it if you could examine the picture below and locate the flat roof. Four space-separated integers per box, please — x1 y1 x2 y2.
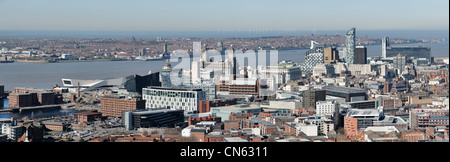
346 109 379 117
323 86 367 94
211 104 261 110
130 108 183 115
224 137 248 142
145 86 203 92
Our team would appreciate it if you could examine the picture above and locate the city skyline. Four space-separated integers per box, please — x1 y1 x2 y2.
0 0 449 146
0 0 448 31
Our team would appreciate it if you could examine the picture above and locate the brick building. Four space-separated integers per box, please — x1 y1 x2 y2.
187 115 221 126
284 122 297 136
75 110 102 123
401 130 425 142
190 129 206 142
409 108 449 131
198 98 237 113
8 93 36 108
8 88 62 108
344 117 359 137
382 98 402 110
224 120 240 130
260 122 278 135
42 121 70 132
37 92 56 106
100 96 145 118
217 79 261 97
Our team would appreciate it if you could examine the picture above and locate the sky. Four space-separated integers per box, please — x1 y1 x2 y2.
0 0 448 31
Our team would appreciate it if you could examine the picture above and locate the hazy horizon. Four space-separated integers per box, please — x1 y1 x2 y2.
0 0 448 31
0 29 448 40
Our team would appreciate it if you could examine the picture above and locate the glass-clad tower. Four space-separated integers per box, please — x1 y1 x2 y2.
345 28 356 64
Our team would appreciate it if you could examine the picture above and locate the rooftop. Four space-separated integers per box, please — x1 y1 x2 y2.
224 137 248 142
145 86 203 92
346 109 380 117
130 108 183 115
75 110 101 116
211 104 261 110
322 86 367 94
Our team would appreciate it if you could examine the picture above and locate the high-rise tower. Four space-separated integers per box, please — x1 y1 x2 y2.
324 46 339 64
227 45 236 81
345 27 356 64
161 59 172 87
354 46 367 64
162 43 169 59
382 37 389 58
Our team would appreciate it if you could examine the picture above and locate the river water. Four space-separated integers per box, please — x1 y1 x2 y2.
0 41 448 91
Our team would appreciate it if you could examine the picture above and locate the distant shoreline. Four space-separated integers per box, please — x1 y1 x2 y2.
0 30 448 39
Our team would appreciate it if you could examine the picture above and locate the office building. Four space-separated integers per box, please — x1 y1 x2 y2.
260 61 302 85
142 86 206 112
216 78 261 97
409 108 449 131
344 109 381 137
322 86 367 102
345 100 379 109
312 64 335 77
316 100 339 116
392 54 406 74
382 98 402 110
100 96 145 118
387 46 431 62
123 109 185 130
413 58 430 66
354 46 367 64
323 46 339 64
345 27 356 64
210 104 262 122
123 72 161 94
302 89 326 109
382 37 431 63
173 84 216 100
198 98 237 113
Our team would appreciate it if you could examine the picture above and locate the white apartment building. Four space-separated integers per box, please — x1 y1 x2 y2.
295 123 318 136
1 124 24 142
142 87 206 112
316 100 339 116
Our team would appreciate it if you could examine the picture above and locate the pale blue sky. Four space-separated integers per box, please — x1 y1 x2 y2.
0 0 448 31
